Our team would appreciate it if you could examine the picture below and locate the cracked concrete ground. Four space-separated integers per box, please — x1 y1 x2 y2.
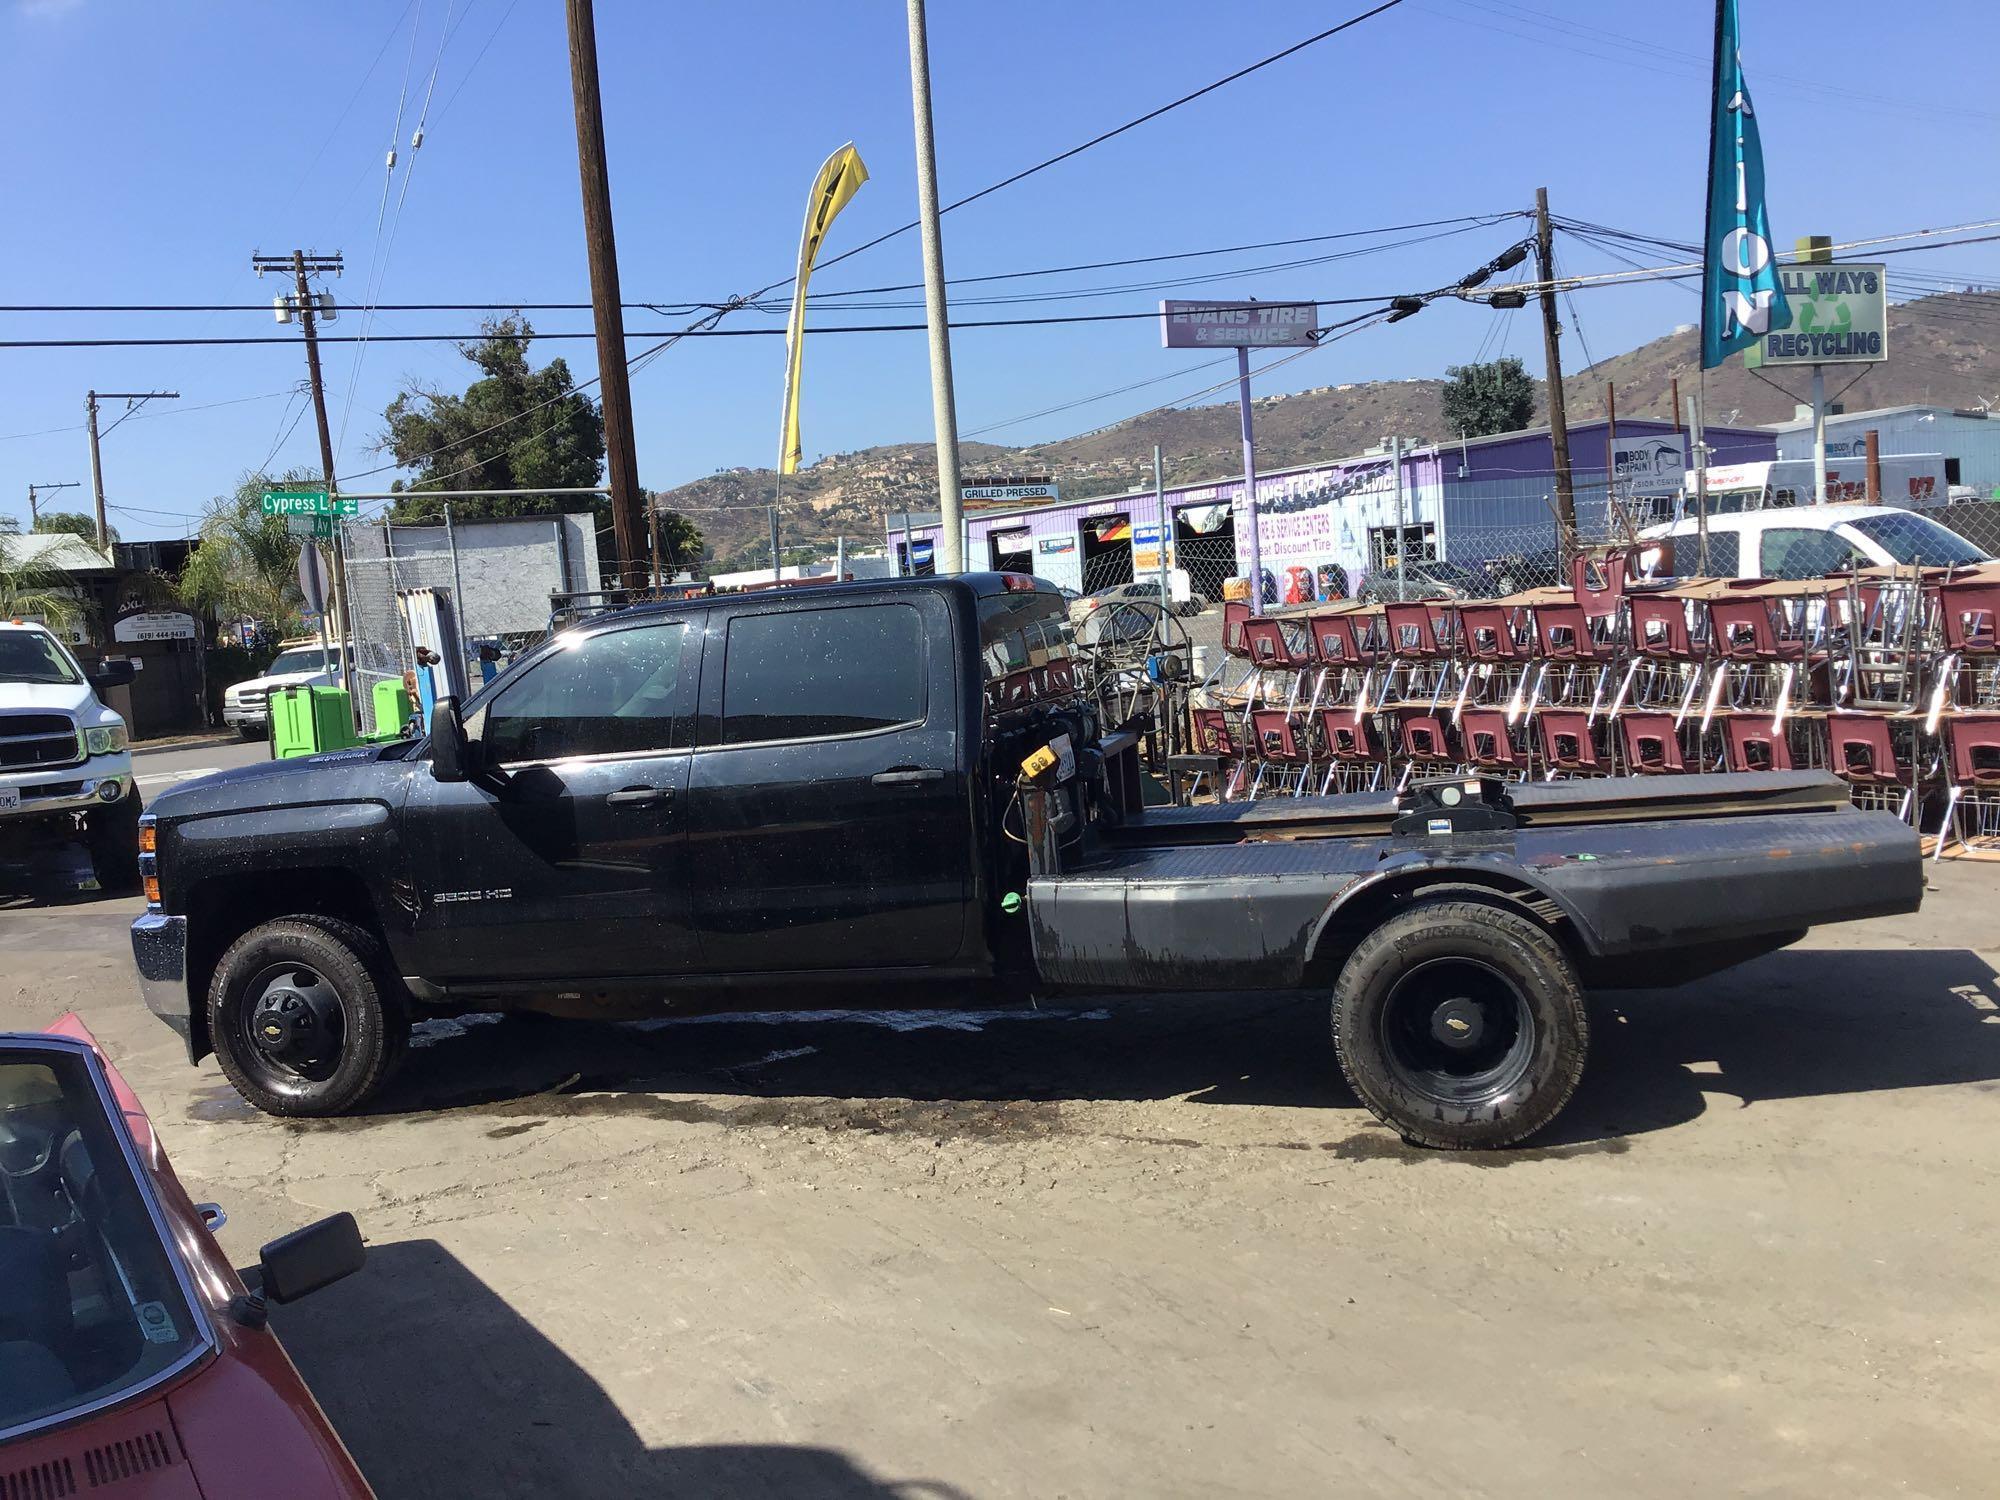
3 861 1999 1498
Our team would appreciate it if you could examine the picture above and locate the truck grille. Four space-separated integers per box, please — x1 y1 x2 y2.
0 712 81 770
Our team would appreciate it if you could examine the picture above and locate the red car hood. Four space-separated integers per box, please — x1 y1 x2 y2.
15 1016 373 1498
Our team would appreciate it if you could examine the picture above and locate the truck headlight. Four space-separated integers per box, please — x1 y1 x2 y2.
85 723 129 756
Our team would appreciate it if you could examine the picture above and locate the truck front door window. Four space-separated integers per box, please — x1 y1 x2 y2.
484 623 686 763
719 603 925 745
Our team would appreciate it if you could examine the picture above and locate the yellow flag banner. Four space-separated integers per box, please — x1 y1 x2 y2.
778 143 869 475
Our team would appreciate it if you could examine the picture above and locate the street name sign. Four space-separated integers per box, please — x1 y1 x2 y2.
1160 300 1318 348
284 513 338 540
261 485 357 517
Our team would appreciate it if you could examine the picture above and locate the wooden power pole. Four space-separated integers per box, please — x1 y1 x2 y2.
565 0 644 590
85 390 178 549
255 251 352 701
1534 187 1577 545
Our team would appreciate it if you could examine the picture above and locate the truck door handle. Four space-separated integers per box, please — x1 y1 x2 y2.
871 767 944 786
606 785 668 807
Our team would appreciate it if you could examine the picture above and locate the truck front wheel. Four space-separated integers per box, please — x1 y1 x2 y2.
1332 899 1588 1150
207 916 408 1117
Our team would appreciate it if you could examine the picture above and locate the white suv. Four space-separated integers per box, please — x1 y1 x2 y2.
222 642 343 739
0 620 139 890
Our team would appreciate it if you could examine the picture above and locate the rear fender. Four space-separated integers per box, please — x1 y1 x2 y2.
1307 859 1604 973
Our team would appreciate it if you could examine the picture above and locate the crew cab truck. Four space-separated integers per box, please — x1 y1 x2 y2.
130 575 1922 1149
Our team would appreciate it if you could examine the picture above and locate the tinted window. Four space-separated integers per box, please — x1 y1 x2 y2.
1845 512 1991 567
721 603 925 745
977 591 1075 679
1760 527 1860 579
484 622 686 763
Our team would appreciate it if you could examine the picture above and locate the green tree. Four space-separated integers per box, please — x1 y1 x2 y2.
177 470 315 635
33 511 115 544
645 500 704 573
379 315 604 523
1441 357 1537 438
0 535 84 632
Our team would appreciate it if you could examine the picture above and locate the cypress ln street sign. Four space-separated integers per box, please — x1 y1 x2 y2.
261 485 357 517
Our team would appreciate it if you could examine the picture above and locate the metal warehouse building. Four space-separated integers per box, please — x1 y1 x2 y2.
886 418 1776 602
1768 404 2000 499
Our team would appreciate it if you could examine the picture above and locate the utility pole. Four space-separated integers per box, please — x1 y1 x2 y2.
28 480 79 528
905 0 964 575
256 251 354 702
565 0 645 590
1391 435 1407 601
1604 381 1618 521
1534 187 1577 547
767 505 781 580
1153 445 1169 611
1686 391 1710 577
85 391 178 549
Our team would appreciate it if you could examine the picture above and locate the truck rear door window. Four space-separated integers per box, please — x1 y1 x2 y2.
719 603 925 745
483 622 686 763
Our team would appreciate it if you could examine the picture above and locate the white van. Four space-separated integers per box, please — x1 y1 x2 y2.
1639 503 1991 581
0 620 139 889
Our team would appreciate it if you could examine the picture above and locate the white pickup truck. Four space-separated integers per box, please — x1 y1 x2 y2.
0 620 140 890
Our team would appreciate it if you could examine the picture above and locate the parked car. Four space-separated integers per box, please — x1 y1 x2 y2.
0 621 140 891
1639 503 1992 580
0 1017 371 1494
1357 559 1499 603
222 641 345 740
129 574 1920 1149
1070 579 1205 625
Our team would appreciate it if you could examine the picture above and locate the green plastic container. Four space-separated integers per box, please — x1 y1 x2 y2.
269 685 359 759
369 679 414 741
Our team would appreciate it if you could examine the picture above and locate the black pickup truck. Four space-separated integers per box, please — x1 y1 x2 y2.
131 574 1922 1149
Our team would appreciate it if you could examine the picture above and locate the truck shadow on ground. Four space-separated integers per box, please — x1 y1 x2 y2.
272 1239 966 1500
360 946 2000 1151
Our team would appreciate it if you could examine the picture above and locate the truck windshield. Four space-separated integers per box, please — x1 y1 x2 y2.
267 647 335 676
0 1046 206 1442
0 631 81 686
1844 512 1991 567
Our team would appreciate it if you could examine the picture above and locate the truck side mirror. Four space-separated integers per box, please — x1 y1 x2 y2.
90 658 136 690
429 696 470 782
257 1212 365 1304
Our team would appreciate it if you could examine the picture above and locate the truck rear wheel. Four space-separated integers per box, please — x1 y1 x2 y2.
1331 898 1587 1150
208 916 407 1118
86 791 143 894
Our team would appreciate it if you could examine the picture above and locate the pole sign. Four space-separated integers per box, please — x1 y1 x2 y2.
1160 300 1318 348
261 485 357 518
1747 262 1887 366
963 482 1059 504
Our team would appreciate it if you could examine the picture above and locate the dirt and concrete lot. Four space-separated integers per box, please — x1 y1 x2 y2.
4 797 1998 1496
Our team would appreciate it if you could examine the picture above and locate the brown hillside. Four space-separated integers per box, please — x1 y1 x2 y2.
664 291 2000 569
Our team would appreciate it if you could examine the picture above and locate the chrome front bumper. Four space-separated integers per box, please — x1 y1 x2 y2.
131 912 202 1062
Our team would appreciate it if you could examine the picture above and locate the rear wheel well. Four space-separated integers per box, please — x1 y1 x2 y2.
183 868 388 1060
1305 873 1584 988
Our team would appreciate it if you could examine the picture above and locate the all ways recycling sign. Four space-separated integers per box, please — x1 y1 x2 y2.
1748 262 1887 367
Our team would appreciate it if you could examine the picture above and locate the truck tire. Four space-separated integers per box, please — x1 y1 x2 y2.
207 916 408 1118
1332 898 1587 1150
86 791 143 895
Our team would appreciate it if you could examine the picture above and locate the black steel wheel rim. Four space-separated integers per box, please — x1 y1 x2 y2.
236 961 349 1089
1377 957 1534 1106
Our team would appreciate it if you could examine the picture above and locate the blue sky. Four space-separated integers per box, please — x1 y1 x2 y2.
2 0 1995 539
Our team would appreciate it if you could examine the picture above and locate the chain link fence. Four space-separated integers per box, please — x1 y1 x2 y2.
336 512 601 735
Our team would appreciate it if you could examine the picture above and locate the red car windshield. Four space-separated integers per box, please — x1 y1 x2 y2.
0 1046 206 1442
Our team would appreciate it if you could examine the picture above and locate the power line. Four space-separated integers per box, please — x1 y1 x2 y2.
763 1 1413 293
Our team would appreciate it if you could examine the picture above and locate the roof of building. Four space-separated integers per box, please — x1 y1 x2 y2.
1765 403 1998 431
1 531 115 573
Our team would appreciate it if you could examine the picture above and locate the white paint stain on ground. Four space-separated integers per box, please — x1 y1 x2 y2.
135 766 220 789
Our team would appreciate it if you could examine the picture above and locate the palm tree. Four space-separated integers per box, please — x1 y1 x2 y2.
177 470 312 636
0 534 85 633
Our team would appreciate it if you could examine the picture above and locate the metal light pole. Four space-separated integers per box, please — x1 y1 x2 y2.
905 0 964 574
1235 349 1263 616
